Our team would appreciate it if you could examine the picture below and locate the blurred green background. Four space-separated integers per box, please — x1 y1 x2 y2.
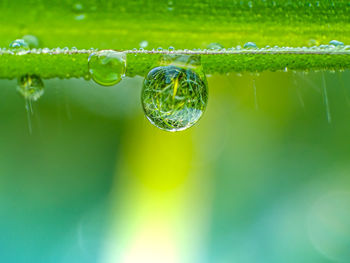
1 70 350 263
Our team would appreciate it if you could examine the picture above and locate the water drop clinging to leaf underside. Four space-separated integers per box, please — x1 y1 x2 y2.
141 65 208 132
17 74 44 101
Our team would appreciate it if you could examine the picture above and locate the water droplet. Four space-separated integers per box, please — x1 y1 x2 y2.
9 39 29 52
167 0 174 11
141 65 208 131
22 35 40 48
207 43 224 50
73 3 86 20
168 46 175 52
18 75 44 134
329 40 344 47
139 40 149 48
88 50 126 86
243 42 257 49
308 39 319 47
157 47 163 51
75 14 86 20
73 2 84 12
17 74 44 101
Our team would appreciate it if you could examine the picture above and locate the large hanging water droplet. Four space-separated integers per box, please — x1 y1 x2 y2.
141 65 208 131
88 50 126 86
9 39 29 52
17 74 44 101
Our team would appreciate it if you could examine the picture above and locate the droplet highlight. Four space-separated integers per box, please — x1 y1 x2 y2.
88 50 126 86
141 65 208 131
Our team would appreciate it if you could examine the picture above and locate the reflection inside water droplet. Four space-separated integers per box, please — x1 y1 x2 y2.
88 50 126 86
141 63 208 132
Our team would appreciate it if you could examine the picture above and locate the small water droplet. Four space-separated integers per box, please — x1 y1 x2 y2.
139 40 149 48
73 3 86 20
17 74 44 101
207 43 224 50
22 35 40 48
168 46 175 52
75 14 86 20
308 39 319 47
329 40 344 47
141 65 208 131
157 47 163 51
167 0 174 11
243 42 257 49
9 39 29 53
73 2 84 12
88 50 126 86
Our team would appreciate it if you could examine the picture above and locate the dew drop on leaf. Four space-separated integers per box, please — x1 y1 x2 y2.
207 43 224 50
243 42 258 49
9 39 29 52
22 35 40 48
329 40 344 47
88 50 126 86
17 74 44 101
141 65 208 132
